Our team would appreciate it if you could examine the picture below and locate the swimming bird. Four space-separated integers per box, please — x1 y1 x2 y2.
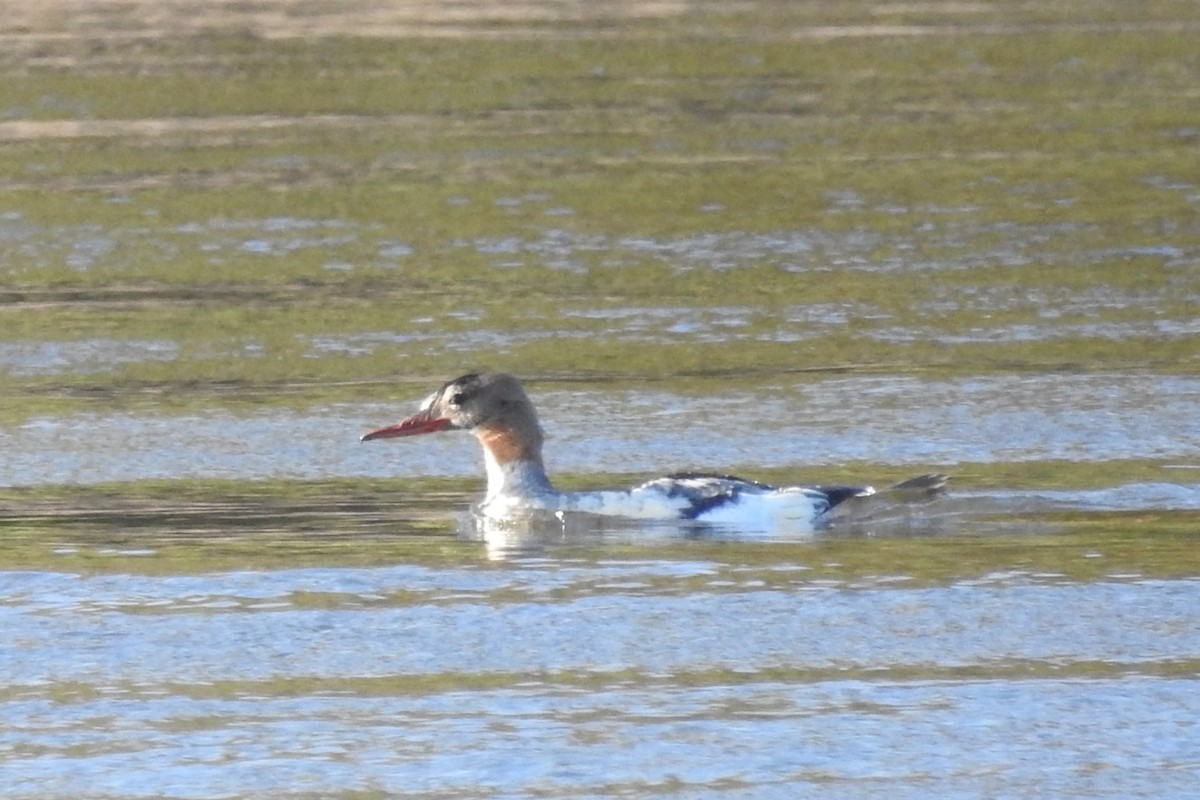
361 373 940 531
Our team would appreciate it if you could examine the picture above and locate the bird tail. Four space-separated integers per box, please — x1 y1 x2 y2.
882 473 949 499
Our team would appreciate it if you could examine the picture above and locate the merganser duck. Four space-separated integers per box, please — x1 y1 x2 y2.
362 372 929 531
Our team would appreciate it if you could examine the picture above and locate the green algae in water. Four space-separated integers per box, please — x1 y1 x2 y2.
1 2 1197 540
1 470 1197 580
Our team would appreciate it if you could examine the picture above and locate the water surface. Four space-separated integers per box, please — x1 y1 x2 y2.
3 551 1199 799
2 1 1199 798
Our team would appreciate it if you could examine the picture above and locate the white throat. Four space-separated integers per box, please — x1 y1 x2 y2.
482 450 555 503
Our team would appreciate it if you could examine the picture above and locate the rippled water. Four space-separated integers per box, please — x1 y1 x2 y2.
4 3 1200 798
4 561 1199 798
5 373 1199 490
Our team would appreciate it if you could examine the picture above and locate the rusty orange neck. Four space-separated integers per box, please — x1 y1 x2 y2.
475 421 543 466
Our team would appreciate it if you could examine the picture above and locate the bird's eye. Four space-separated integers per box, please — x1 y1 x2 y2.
448 392 465 407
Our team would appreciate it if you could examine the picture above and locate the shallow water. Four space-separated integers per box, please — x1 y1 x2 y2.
6 373 1200 487
3 558 1200 798
2 2 1200 798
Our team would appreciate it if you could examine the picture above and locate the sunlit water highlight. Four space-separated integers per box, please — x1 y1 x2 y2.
5 374 1200 488
3 563 1199 799
3 3 1200 797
